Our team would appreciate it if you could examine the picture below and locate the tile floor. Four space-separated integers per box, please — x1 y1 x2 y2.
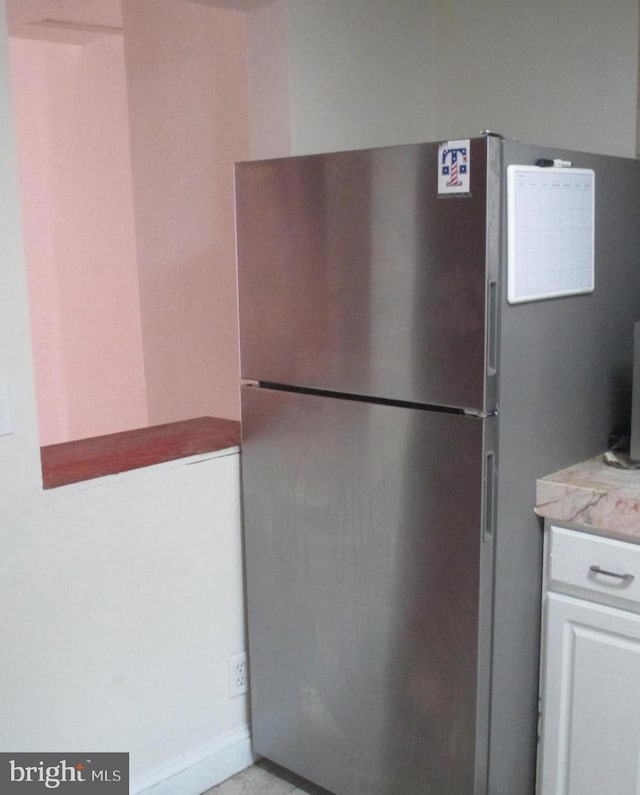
201 759 332 795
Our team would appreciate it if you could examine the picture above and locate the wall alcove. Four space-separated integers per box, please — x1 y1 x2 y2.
7 0 251 458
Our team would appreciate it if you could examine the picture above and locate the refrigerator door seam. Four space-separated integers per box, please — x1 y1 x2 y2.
254 381 488 416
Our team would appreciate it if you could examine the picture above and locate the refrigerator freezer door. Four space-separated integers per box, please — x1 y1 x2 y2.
241 385 489 795
236 138 492 413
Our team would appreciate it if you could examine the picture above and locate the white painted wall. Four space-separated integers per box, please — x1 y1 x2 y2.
428 0 638 157
2 447 251 792
0 6 42 498
249 0 638 158
246 0 291 159
286 0 439 155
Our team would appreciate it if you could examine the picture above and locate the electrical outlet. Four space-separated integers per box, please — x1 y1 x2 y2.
228 652 249 698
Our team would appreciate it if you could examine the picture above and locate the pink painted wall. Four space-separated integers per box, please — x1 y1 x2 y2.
10 39 69 445
123 0 250 424
10 34 148 445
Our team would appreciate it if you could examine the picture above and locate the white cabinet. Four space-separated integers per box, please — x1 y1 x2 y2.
538 525 640 795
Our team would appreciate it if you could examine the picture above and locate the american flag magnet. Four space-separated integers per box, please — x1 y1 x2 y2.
438 139 470 195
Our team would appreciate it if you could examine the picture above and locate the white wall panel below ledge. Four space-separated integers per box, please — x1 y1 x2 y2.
1 451 249 788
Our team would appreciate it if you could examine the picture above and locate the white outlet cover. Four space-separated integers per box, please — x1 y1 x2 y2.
0 371 12 436
228 652 248 698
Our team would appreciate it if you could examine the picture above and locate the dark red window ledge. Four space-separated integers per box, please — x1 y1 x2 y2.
41 416 241 489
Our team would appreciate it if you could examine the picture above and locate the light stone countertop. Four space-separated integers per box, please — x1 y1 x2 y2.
535 454 640 539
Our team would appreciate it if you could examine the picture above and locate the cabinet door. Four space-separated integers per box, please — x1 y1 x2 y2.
539 592 640 795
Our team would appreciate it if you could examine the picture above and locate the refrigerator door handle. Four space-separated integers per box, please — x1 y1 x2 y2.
483 450 496 542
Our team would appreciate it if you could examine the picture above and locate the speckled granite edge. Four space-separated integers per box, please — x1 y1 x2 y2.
535 454 640 538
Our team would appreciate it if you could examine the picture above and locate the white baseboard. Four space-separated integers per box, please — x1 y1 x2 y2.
131 725 257 795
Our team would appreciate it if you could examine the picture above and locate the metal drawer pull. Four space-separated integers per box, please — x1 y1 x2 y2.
589 565 635 584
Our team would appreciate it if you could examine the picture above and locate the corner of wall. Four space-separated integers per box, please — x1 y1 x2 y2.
0 8 45 494
246 0 292 160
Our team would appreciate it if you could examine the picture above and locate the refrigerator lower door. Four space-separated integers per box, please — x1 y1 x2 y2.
241 386 490 795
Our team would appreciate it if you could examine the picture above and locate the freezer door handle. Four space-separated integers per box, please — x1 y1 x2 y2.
487 280 498 377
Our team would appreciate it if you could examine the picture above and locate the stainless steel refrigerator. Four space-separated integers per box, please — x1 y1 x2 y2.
235 136 640 795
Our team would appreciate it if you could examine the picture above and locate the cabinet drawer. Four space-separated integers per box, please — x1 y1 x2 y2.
549 526 640 607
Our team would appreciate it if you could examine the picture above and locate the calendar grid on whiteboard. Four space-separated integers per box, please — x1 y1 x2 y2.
507 165 595 304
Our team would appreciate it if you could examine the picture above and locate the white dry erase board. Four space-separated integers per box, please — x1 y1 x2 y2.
507 165 595 304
